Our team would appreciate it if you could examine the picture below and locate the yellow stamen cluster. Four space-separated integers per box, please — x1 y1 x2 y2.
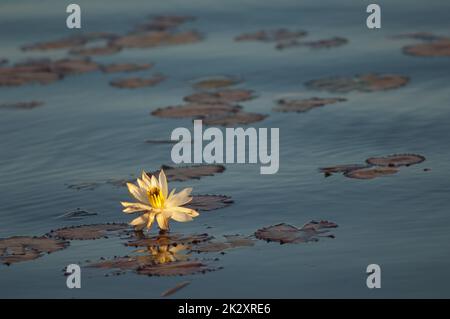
147 187 165 209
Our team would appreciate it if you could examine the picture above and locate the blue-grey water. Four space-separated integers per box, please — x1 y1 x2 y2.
1 0 450 298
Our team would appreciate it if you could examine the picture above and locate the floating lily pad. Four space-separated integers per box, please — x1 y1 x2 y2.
0 63 62 86
366 154 426 167
135 15 195 32
151 164 226 182
46 223 130 240
403 38 450 57
151 102 240 118
0 101 44 110
70 45 122 56
101 63 154 73
161 281 191 297
0 236 68 265
274 97 347 113
126 233 213 247
319 164 370 177
191 235 254 253
255 220 337 244
344 167 399 179
110 74 165 88
112 30 202 48
187 195 233 211
391 32 443 41
305 74 409 93
21 32 118 51
193 76 240 90
235 29 307 42
277 37 348 50
202 111 267 126
184 89 255 104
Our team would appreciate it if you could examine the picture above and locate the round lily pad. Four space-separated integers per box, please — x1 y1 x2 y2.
110 74 165 88
305 74 409 93
70 45 122 56
101 63 154 73
112 31 202 48
344 167 399 179
366 154 426 167
403 38 450 57
391 32 443 41
184 89 255 104
0 236 68 265
319 164 370 177
0 101 44 110
202 111 267 126
193 76 240 90
46 223 130 240
274 97 347 113
187 195 233 211
135 15 195 32
277 37 348 50
255 220 337 244
151 102 240 118
21 32 118 51
151 164 226 182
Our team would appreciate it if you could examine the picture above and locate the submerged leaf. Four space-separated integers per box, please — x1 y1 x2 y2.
0 236 68 265
46 223 130 240
306 74 409 93
366 154 426 167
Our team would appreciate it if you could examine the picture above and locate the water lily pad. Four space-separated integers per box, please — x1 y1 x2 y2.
0 64 62 86
161 281 191 297
274 97 347 113
403 38 450 57
319 164 370 177
202 111 267 126
110 74 165 88
0 59 8 65
70 45 122 56
305 74 409 93
112 30 202 48
187 195 233 211
0 236 68 265
255 220 337 244
126 233 213 247
366 154 426 167
151 164 226 182
46 223 130 240
235 29 307 42
276 37 348 50
344 167 399 179
193 76 240 90
391 32 443 41
151 102 240 118
101 63 154 73
56 209 98 220
0 101 44 110
184 89 255 104
191 235 254 253
21 32 118 51
135 15 195 32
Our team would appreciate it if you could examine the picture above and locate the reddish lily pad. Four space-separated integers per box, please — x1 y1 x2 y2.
151 164 226 182
391 32 443 41
101 63 154 73
0 236 68 265
110 74 165 88
277 37 348 50
191 235 255 253
184 89 255 104
135 15 195 32
306 74 409 93
366 154 426 167
187 195 233 211
255 220 337 244
235 29 307 42
70 45 122 56
344 167 399 179
319 164 370 177
112 30 202 48
46 223 130 240
274 97 347 113
151 102 240 118
21 32 118 51
202 111 267 126
403 38 450 57
0 101 44 110
193 76 240 90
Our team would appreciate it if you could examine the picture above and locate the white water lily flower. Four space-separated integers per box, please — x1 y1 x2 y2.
121 169 199 232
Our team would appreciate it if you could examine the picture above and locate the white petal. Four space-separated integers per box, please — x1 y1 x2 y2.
130 214 149 228
167 188 192 207
147 213 155 229
150 175 158 188
171 206 199 217
141 171 152 188
121 202 152 213
137 178 148 191
156 213 170 230
170 211 193 222
126 183 148 203
159 169 168 199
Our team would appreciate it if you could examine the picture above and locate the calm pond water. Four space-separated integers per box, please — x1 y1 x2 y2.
1 0 450 298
